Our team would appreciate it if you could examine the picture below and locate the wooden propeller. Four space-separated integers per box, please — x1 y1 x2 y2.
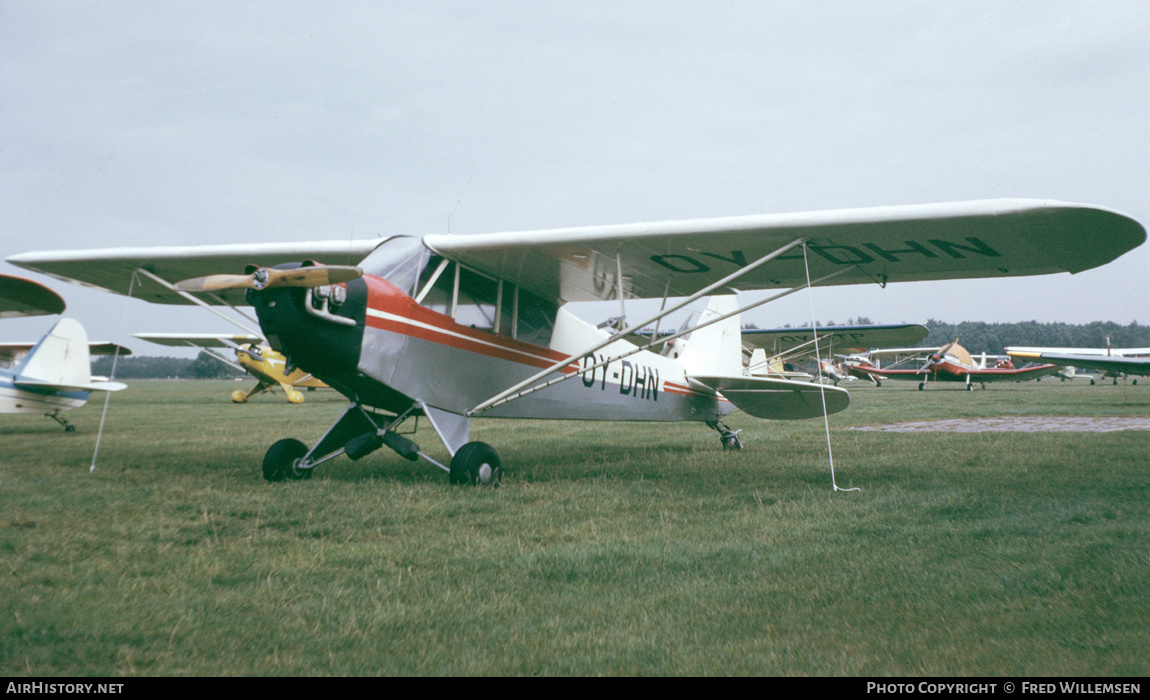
175 264 362 292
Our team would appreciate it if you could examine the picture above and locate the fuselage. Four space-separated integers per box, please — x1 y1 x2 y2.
0 370 88 415
248 251 731 424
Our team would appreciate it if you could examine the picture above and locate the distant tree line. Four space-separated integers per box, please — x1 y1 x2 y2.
92 352 245 380
920 320 1150 355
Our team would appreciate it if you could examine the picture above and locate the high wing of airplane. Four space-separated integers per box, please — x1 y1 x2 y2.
8 198 1145 480
742 323 929 384
1 318 129 431
134 332 329 403
1006 343 1150 384
0 273 67 319
845 339 1062 390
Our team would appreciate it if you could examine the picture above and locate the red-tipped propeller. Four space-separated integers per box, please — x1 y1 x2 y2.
175 264 362 293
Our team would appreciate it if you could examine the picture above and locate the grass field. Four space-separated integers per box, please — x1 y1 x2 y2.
2 379 1147 676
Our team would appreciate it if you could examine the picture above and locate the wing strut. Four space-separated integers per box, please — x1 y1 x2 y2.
468 261 853 416
135 268 262 338
801 244 857 494
466 237 806 416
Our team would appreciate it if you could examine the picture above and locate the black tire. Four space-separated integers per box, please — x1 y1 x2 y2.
449 441 502 487
263 438 312 482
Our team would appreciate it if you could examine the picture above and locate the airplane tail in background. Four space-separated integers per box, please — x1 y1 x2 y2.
677 296 743 377
14 318 127 392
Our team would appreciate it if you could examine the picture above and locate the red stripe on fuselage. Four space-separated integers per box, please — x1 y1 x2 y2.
363 276 579 374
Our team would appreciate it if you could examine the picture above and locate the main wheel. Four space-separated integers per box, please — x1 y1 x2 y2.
263 438 312 482
449 442 502 487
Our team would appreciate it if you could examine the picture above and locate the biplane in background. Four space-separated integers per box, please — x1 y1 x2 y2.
1007 340 1150 385
1 274 129 431
741 323 929 385
135 332 329 403
844 339 1062 390
8 199 1145 482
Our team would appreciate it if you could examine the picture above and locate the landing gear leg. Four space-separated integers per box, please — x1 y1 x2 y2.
47 410 75 432
708 421 743 451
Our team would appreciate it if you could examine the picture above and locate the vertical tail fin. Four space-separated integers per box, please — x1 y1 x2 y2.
678 296 743 377
15 318 94 387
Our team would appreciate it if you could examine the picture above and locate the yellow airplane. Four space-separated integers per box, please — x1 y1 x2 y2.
135 333 327 404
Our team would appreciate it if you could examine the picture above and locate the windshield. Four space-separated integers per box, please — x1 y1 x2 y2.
358 236 429 296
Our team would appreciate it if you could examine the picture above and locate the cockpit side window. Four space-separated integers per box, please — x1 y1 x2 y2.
411 253 556 346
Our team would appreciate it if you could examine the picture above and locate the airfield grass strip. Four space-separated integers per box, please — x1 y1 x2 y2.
1 380 1147 675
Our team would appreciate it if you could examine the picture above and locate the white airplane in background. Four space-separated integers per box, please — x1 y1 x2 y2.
8 199 1145 480
1007 340 1150 385
0 274 129 431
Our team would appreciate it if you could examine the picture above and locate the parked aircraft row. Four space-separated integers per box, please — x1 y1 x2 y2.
5 198 1146 484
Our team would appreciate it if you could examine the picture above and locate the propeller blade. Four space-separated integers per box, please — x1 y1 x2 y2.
175 265 362 292
174 273 262 292
265 265 362 288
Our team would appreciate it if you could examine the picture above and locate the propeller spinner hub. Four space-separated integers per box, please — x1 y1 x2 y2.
251 268 271 290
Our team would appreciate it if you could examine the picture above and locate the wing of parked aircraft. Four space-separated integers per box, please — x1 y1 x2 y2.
1007 350 1150 377
743 323 929 353
0 274 66 318
9 199 1145 308
0 340 130 369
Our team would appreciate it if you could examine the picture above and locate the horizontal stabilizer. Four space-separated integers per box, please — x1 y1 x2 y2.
690 375 850 420
15 377 128 393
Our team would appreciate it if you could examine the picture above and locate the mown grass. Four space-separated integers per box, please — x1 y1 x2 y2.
1 379 1147 676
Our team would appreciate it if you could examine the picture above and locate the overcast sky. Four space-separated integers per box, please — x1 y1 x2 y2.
3 1 1148 356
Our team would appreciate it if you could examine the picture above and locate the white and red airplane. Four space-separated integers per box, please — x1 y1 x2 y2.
1 274 129 431
8 199 1145 480
844 339 1063 390
1006 340 1150 384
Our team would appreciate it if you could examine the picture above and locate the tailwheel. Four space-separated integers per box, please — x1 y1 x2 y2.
708 421 743 451
262 438 313 482
449 441 502 487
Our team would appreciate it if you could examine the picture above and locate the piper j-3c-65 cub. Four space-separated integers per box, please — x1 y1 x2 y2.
8 199 1145 484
